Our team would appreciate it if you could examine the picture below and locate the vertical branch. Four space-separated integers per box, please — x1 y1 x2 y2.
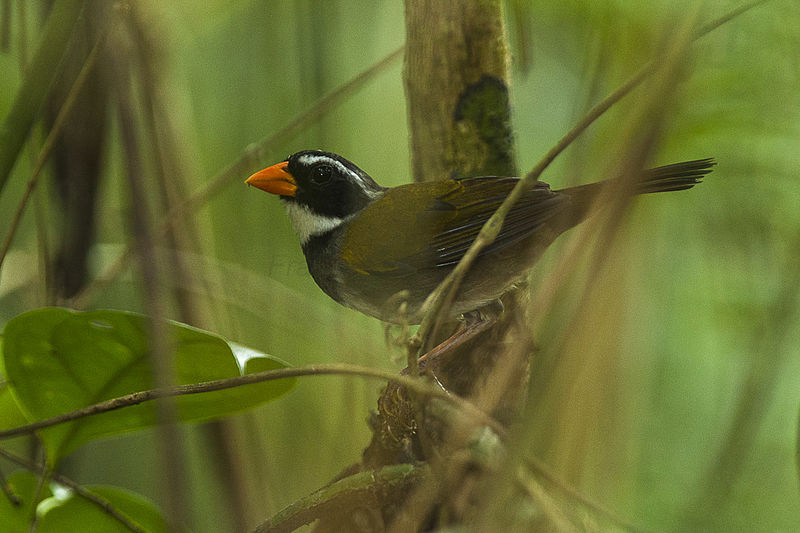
125 6 255 529
112 20 188 530
404 0 515 182
45 2 114 300
0 0 86 194
362 2 530 531
402 0 528 425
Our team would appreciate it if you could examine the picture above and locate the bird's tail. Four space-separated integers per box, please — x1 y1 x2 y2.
556 158 715 229
635 158 716 194
564 158 715 199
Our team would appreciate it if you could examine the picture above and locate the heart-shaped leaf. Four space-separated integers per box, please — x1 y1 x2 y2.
1 308 295 464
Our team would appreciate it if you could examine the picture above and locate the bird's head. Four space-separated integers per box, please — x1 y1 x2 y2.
246 150 385 244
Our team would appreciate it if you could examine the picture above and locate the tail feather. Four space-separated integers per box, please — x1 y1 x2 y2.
637 158 716 193
556 158 715 229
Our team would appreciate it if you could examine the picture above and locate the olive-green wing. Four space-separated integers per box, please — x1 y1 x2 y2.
340 177 568 274
431 176 567 266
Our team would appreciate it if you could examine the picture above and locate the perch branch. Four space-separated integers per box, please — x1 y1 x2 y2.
0 363 504 440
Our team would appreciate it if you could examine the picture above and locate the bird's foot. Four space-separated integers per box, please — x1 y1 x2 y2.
417 300 503 373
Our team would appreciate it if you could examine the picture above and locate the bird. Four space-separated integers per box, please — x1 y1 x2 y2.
245 151 714 325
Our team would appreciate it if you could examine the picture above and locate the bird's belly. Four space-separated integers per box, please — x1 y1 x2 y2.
309 230 557 324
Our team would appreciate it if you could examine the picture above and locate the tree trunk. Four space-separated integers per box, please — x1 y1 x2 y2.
404 0 515 181
351 2 533 530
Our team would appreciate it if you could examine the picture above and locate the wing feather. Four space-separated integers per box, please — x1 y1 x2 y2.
340 176 568 273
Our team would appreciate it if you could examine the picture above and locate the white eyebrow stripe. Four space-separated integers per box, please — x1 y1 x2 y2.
296 153 371 189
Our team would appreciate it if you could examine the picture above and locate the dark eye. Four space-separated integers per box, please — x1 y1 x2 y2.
311 164 332 184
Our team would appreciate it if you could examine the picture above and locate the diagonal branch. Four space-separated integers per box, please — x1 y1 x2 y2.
0 448 146 533
72 46 403 308
252 464 429 533
0 363 505 441
413 0 771 350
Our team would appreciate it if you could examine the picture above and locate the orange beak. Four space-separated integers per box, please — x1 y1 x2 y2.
245 161 297 197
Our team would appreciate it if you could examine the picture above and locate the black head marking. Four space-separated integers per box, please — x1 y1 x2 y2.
285 150 385 218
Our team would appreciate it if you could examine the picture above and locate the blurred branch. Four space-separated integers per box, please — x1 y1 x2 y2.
252 464 429 533
685 231 800 524
128 4 250 524
520 457 644 532
0 448 145 533
0 467 20 506
697 0 772 36
126 5 206 325
113 25 189 525
0 15 111 274
477 4 714 530
180 46 403 214
514 466 576 532
73 45 403 308
0 363 504 441
0 0 86 194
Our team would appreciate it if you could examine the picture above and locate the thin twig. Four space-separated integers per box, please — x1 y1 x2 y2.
0 363 505 440
0 20 111 273
0 448 146 533
72 46 403 308
513 465 576 532
521 457 645 532
113 12 188 526
27 446 48 533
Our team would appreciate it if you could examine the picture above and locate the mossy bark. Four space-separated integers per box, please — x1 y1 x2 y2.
403 0 516 181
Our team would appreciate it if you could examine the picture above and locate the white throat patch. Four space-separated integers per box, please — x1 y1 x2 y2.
284 203 345 245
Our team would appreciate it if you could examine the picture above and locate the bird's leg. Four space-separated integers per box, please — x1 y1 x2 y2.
417 300 503 373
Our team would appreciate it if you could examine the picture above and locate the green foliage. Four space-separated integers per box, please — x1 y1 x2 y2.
37 485 168 533
0 471 53 533
0 0 798 531
1 308 295 464
0 1 85 193
0 383 28 431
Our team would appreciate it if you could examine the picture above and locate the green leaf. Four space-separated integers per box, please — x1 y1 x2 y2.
0 1 87 193
0 471 53 533
37 485 168 533
1 308 295 464
0 382 28 431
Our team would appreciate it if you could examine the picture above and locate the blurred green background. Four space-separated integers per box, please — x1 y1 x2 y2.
0 1 798 531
